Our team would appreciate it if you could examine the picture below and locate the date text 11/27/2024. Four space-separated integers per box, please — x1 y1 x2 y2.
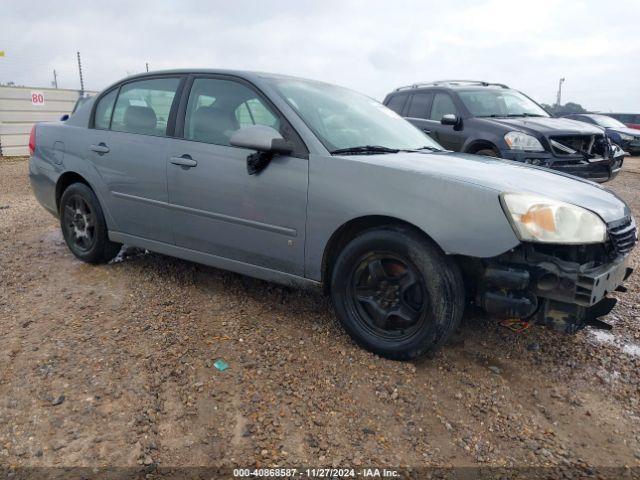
233 468 400 477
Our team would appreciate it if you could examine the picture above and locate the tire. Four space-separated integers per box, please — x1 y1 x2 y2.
330 226 465 360
59 182 121 264
475 148 501 158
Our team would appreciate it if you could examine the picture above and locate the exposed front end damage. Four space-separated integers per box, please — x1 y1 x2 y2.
469 217 637 333
503 134 626 183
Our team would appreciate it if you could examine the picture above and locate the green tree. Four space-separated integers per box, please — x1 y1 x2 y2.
542 102 588 117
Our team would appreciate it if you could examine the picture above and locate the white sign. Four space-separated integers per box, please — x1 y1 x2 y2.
31 91 45 106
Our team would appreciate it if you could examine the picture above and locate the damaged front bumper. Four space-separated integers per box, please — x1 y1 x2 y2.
476 242 635 334
502 144 625 183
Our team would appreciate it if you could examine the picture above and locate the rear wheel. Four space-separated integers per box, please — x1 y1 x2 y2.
330 227 464 360
60 182 121 264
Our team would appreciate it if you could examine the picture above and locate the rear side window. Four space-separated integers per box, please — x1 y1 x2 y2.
111 78 180 136
406 92 433 119
183 78 281 146
430 93 458 120
385 94 408 114
94 89 118 130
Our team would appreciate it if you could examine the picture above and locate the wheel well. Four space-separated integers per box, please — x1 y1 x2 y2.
55 172 90 212
465 140 499 154
321 215 439 294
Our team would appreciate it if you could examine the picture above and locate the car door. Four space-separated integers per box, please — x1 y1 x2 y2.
88 76 183 243
426 92 466 151
166 76 309 276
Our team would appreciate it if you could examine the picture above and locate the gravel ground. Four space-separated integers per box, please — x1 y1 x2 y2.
0 156 639 476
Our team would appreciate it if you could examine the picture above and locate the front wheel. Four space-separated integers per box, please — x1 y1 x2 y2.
330 227 465 360
59 182 121 264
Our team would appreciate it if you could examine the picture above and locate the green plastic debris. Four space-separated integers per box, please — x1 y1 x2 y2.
213 359 229 371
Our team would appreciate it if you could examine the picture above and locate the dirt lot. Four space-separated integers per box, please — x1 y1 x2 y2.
1 156 639 476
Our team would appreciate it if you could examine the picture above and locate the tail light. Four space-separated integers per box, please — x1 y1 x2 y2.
28 124 37 156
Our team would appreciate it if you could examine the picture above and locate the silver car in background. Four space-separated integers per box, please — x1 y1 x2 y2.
29 70 636 360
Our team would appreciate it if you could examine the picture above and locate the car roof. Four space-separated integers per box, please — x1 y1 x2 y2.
100 68 328 93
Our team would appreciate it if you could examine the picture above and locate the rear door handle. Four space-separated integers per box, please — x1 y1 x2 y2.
170 155 198 168
422 128 432 134
90 143 110 154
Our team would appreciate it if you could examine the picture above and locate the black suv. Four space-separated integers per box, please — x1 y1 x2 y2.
384 80 625 182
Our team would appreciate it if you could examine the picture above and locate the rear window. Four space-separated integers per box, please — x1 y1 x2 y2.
385 94 408 114
110 77 180 136
94 89 117 130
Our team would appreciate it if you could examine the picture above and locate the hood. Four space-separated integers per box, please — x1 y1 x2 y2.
479 116 605 136
354 151 629 223
607 126 640 137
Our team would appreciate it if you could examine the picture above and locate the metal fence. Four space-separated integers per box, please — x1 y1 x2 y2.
0 86 97 156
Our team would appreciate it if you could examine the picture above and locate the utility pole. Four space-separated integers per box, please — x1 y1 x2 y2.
52 69 58 89
145 62 149 72
555 77 565 107
77 51 85 96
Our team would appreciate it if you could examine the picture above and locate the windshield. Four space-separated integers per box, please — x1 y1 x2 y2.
267 77 442 152
590 115 627 128
458 89 549 118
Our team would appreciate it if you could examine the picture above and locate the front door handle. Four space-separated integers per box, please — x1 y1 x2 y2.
422 128 432 134
170 155 198 168
90 143 110 154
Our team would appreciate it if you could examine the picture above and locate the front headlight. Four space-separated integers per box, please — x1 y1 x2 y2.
501 193 607 244
619 133 634 141
504 132 545 152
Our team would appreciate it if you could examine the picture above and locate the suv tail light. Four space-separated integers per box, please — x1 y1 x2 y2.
28 124 37 156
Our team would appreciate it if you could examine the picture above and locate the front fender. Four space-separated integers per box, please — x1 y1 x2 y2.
305 154 520 281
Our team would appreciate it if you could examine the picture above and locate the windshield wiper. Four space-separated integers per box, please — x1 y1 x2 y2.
330 145 400 155
413 146 442 152
477 113 546 118
504 113 546 118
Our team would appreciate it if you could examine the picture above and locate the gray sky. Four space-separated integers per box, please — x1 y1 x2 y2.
1 0 639 111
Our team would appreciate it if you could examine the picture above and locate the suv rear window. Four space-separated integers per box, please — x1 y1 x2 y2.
385 93 408 114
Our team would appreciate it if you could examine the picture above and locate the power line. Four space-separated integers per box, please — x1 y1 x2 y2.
77 51 84 95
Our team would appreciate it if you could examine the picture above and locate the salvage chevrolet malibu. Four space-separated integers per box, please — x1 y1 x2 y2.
29 70 637 360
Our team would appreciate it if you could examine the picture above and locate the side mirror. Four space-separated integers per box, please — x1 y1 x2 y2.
441 114 460 126
230 125 293 155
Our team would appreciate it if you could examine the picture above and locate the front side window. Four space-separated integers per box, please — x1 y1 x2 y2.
94 89 118 130
457 89 549 118
111 77 180 136
430 93 458 120
269 78 441 152
184 78 281 146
